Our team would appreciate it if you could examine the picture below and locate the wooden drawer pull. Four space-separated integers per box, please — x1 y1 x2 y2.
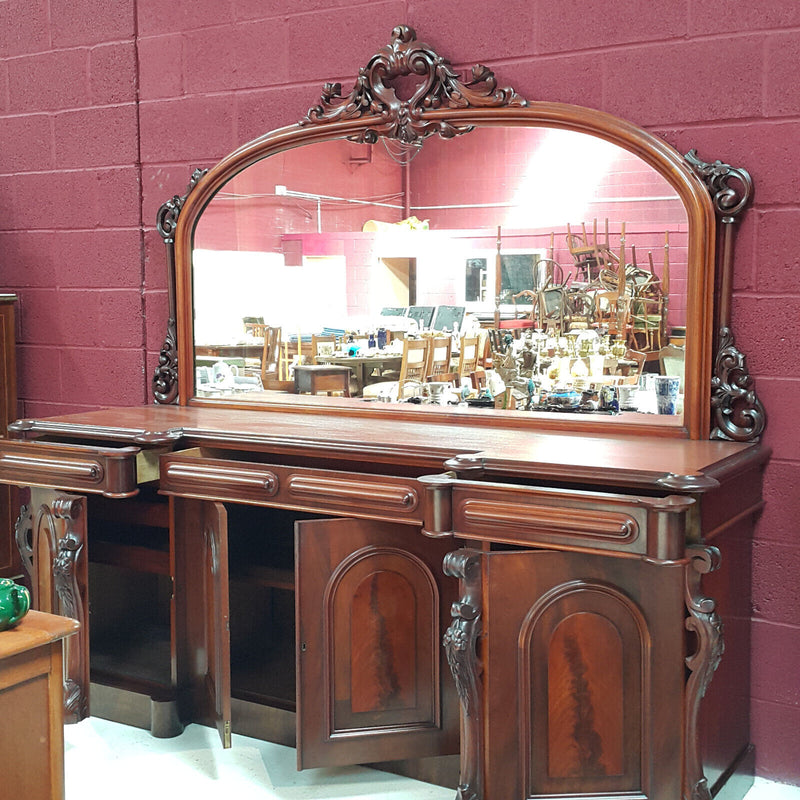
164 463 278 495
0 454 104 483
288 476 418 510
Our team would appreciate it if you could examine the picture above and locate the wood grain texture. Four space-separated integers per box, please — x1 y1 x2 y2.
9 404 766 492
296 517 458 769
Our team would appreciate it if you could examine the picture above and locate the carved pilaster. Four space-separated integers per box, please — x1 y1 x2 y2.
51 497 87 719
684 545 724 800
443 549 483 800
301 26 526 147
32 492 89 722
153 167 208 404
14 503 33 581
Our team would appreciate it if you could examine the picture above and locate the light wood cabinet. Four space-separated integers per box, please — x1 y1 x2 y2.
0 610 79 800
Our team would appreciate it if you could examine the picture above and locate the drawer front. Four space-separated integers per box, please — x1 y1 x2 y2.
450 483 693 560
160 449 422 524
0 440 139 498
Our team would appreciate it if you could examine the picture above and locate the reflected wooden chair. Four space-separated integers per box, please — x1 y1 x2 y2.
592 290 631 343
614 348 646 385
537 286 571 333
457 335 482 378
425 335 453 381
566 218 619 281
310 334 338 364
260 325 283 386
362 338 431 401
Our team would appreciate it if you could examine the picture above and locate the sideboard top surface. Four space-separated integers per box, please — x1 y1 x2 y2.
10 405 766 491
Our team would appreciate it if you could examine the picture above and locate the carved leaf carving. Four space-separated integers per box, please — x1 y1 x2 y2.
301 26 526 145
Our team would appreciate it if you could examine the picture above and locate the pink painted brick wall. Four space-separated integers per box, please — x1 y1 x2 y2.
1 0 798 784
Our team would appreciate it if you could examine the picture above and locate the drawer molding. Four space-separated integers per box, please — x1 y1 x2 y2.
163 462 279 496
459 498 639 543
288 475 418 511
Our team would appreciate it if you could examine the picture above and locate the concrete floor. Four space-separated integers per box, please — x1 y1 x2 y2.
64 717 798 800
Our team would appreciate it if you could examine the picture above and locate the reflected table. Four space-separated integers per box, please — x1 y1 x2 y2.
294 364 351 397
195 343 264 359
316 352 403 395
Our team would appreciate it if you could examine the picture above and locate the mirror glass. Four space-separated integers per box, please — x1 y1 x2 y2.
192 125 688 423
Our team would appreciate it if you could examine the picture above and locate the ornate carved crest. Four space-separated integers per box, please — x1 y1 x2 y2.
301 25 527 145
153 168 208 404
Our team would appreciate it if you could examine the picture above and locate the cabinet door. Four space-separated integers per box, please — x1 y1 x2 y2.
173 498 232 747
296 517 458 769
483 548 685 800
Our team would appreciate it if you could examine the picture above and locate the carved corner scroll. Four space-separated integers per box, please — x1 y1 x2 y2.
710 327 766 442
443 549 483 800
684 544 724 800
684 149 765 442
301 25 527 146
153 167 208 405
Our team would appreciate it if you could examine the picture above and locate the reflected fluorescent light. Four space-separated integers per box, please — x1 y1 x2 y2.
506 131 621 228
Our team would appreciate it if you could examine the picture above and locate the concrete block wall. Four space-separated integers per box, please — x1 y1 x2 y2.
0 0 798 784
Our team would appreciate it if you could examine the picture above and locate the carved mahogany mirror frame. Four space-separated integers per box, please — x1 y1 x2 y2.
154 26 764 442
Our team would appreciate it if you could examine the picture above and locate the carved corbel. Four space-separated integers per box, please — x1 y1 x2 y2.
684 544 724 800
684 150 765 442
153 167 208 405
442 549 483 800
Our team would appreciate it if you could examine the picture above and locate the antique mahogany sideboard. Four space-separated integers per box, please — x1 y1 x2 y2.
0 27 768 800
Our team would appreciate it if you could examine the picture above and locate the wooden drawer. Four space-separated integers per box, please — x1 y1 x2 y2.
0 440 139 498
159 448 423 524
448 480 694 560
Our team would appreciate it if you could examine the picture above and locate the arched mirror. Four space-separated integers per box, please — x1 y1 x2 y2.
157 26 759 441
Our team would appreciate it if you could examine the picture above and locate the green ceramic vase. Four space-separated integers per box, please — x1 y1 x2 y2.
0 578 31 631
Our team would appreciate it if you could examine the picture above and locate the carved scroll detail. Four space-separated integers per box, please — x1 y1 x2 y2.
443 549 483 800
301 25 526 145
684 150 753 221
684 545 724 800
711 326 767 441
153 167 208 404
14 503 33 580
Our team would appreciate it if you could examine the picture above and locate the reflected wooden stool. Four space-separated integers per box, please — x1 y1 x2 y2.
0 610 80 800
294 364 351 397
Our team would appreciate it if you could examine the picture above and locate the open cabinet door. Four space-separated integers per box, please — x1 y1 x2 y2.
173 497 232 747
295 517 458 769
